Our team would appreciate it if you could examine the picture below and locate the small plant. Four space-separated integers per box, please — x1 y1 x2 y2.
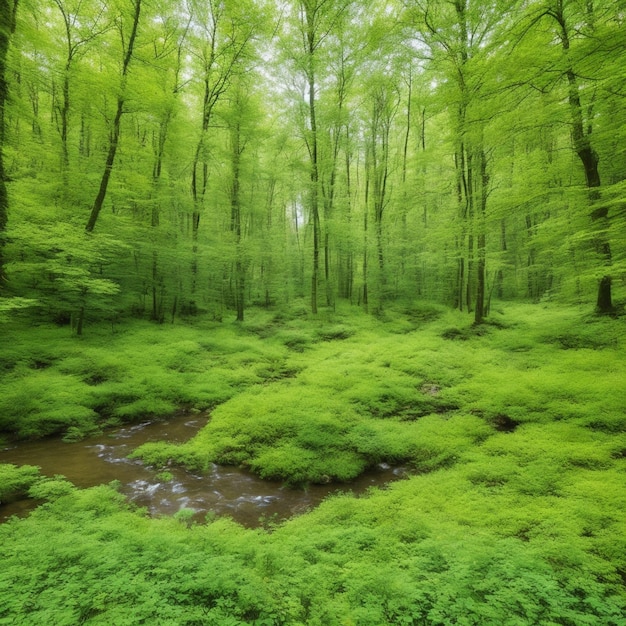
27 477 75 501
0 464 41 503
173 507 196 527
316 325 354 341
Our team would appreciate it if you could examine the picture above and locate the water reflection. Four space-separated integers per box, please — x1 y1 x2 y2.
1 414 405 527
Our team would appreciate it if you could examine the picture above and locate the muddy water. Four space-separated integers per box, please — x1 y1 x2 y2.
0 413 406 528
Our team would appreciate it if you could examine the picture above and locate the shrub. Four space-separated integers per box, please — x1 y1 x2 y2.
0 464 41 503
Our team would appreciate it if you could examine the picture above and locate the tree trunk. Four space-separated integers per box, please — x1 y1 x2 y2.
60 64 70 178
474 150 489 325
307 45 320 315
454 143 469 311
230 116 244 322
85 0 141 233
85 102 123 232
368 88 394 314
362 164 369 310
338 129 353 301
0 0 18 290
553 1 612 312
75 305 85 336
150 113 170 322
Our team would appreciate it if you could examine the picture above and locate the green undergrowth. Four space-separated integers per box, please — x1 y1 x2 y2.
0 446 625 624
1 302 626 623
132 302 626 486
0 318 290 440
0 464 41 503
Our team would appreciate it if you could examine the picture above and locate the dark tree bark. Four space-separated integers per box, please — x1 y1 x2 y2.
230 117 245 322
304 4 321 315
474 150 489 325
85 0 142 233
550 0 612 312
0 0 19 290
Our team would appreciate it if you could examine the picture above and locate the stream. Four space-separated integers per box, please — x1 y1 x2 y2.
0 413 406 528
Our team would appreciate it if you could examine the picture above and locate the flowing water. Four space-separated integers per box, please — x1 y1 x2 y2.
0 413 406 528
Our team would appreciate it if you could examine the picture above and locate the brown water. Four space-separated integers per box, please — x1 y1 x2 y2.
0 413 406 527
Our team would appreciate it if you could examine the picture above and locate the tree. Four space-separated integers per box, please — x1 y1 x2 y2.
405 0 504 323
0 0 19 289
283 0 354 314
143 6 191 321
226 80 253 322
543 0 613 312
186 0 257 306
1 0 623 325
363 71 400 313
50 0 109 188
85 0 142 233
502 0 625 311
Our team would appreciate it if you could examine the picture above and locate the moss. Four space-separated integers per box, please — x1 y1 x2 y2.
129 441 208 471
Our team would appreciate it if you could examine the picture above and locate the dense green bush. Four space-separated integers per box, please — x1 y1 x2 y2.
0 464 41 503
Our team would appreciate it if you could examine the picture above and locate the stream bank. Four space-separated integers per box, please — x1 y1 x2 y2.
1 412 406 527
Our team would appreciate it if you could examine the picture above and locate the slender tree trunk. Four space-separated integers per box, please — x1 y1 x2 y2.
337 128 353 301
455 143 469 311
85 0 142 233
465 151 474 313
150 112 170 322
552 0 612 312
58 63 70 190
474 149 489 325
368 89 394 314
306 27 320 315
399 72 412 285
263 178 275 306
230 117 244 322
85 102 123 232
189 47 217 303
79 111 91 157
323 132 340 308
345 138 353 302
362 160 369 310
191 15 220 237
0 0 18 290
76 305 85 336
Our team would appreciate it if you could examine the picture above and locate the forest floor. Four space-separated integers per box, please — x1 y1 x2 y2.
1 301 625 625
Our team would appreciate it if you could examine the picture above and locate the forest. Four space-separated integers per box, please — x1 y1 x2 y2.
0 0 625 624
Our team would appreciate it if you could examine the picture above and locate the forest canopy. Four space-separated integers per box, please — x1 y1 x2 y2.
0 0 624 328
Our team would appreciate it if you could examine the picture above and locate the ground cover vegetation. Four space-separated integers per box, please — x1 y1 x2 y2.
1 0 626 623
1 303 626 624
